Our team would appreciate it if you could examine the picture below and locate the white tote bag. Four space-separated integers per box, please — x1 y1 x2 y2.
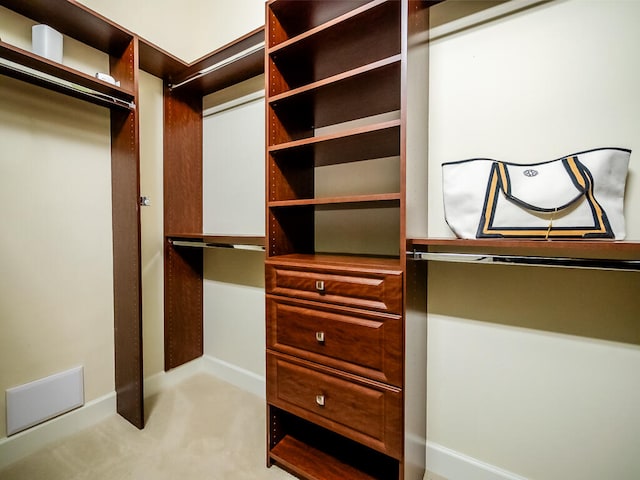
442 147 631 239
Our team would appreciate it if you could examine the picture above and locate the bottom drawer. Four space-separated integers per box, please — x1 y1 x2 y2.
267 353 402 458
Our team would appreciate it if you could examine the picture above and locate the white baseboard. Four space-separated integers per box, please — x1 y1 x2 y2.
144 356 265 400
201 355 265 399
0 391 115 471
426 442 528 480
144 357 205 398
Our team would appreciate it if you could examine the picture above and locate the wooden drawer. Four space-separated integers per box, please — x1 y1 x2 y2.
267 296 402 386
265 260 402 314
267 353 402 458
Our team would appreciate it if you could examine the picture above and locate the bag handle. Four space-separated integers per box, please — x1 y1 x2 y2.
496 157 587 213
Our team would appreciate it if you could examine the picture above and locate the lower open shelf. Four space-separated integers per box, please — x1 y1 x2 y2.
268 407 399 480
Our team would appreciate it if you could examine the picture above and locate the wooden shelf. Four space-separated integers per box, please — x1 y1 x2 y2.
268 2 400 99
138 39 186 80
269 119 400 167
168 27 264 95
269 59 401 139
267 0 372 44
268 0 442 43
268 0 388 50
0 41 135 110
270 54 401 104
269 0 395 55
270 435 382 480
1 0 134 55
269 193 400 208
268 405 400 480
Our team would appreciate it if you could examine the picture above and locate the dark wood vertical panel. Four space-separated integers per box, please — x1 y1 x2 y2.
163 85 203 370
110 38 144 429
164 244 203 369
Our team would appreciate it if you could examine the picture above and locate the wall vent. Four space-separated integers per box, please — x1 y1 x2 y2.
6 366 84 436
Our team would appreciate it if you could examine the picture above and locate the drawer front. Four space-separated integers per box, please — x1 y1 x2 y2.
267 353 402 458
267 297 402 386
265 263 402 314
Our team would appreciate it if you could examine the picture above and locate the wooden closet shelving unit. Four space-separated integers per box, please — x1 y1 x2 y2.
162 26 265 371
1 0 265 429
265 1 438 479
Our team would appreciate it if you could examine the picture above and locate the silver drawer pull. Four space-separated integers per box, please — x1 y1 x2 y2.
315 331 325 343
315 394 325 407
315 280 325 292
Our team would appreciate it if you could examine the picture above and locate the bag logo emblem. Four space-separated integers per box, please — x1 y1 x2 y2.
523 169 538 177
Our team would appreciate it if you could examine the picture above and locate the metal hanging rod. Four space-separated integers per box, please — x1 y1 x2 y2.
408 251 640 272
169 41 265 90
0 58 135 110
170 239 265 252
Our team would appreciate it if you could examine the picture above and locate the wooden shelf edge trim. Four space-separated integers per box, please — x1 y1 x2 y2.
269 193 400 208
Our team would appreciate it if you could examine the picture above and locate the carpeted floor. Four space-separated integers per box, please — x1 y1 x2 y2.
0 373 295 480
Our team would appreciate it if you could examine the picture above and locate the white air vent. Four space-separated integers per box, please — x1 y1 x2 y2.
6 366 84 436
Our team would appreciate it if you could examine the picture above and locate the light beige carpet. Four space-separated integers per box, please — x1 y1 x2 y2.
0 373 295 480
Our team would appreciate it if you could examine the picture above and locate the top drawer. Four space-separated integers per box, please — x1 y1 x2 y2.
265 260 402 314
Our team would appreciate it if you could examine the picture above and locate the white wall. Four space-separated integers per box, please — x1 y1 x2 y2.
422 1 640 478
